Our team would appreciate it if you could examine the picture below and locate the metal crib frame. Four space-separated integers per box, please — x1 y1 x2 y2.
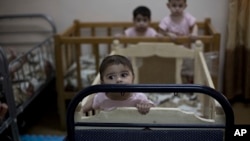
0 13 57 141
66 84 234 141
0 47 20 141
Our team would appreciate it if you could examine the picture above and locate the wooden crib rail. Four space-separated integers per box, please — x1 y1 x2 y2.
63 18 210 36
57 36 213 45
60 18 220 52
61 24 78 37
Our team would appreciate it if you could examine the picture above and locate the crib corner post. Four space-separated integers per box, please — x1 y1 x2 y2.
74 20 81 36
54 34 67 129
194 40 204 49
111 39 121 51
74 19 81 26
193 40 204 85
205 18 211 25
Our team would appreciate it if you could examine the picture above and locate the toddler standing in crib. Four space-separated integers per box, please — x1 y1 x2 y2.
82 55 154 115
116 6 158 37
159 0 197 98
159 0 198 43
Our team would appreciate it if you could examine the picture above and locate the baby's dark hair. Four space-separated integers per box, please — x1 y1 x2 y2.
99 55 134 81
168 0 186 2
133 6 151 20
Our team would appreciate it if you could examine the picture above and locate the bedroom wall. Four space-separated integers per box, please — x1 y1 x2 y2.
0 0 228 90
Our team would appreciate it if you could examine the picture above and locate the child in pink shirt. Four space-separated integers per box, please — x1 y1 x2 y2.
82 55 154 115
159 0 198 42
117 6 158 37
159 0 197 91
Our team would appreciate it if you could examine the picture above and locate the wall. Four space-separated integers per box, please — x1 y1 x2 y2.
0 0 228 90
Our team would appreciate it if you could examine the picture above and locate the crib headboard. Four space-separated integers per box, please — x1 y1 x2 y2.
0 14 56 53
112 40 199 84
67 84 234 141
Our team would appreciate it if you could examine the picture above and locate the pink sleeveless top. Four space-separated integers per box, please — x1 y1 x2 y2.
92 92 153 111
159 12 196 36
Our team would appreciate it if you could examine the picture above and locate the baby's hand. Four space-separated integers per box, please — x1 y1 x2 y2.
189 34 198 42
155 33 164 38
81 106 92 114
136 102 154 115
114 33 124 38
167 32 178 42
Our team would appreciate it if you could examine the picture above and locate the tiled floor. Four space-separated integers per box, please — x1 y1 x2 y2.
23 106 66 136
17 79 67 136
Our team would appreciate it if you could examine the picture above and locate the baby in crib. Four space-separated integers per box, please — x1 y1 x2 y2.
158 0 198 43
0 102 8 123
82 55 154 115
159 0 197 98
116 6 158 37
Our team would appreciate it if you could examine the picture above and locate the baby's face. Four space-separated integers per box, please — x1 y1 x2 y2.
102 64 134 85
167 0 187 16
133 14 150 32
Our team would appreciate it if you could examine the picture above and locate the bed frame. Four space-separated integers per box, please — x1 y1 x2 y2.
0 14 56 140
66 84 234 141
0 47 20 141
55 18 221 129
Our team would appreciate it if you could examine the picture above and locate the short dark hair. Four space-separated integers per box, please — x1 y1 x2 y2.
99 55 134 81
168 0 186 2
133 6 151 20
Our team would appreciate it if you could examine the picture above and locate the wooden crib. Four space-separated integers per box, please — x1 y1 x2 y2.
66 41 231 141
55 18 221 129
77 40 223 120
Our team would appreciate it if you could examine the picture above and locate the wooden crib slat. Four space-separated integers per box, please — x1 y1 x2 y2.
92 44 99 74
198 52 215 88
175 58 183 84
76 44 82 90
107 27 112 53
54 35 68 130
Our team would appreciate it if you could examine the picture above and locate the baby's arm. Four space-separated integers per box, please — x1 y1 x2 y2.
81 94 95 113
158 28 177 40
189 24 198 41
114 33 125 38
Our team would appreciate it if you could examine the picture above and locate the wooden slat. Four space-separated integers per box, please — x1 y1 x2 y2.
198 52 215 88
58 36 213 45
78 20 206 29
